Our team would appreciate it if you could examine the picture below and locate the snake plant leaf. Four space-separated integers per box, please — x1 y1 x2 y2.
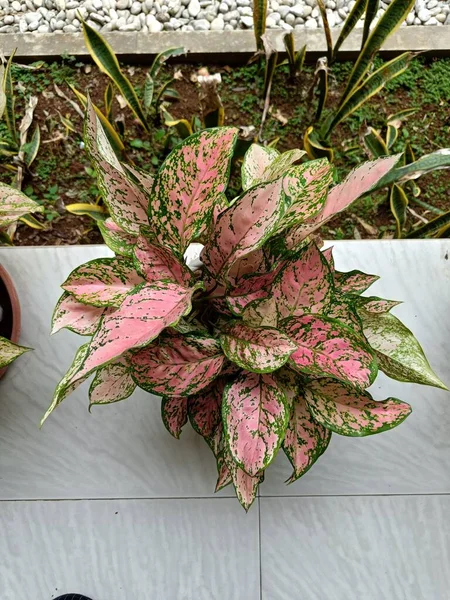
241 144 279 191
131 332 224 397
362 126 389 158
223 370 289 476
220 322 297 373
317 0 333 61
150 127 238 255
283 32 299 78
0 64 5 120
25 125 40 167
104 81 114 119
314 57 329 122
143 73 154 114
149 46 186 79
3 52 18 146
65 203 108 221
272 243 334 320
389 183 408 238
340 0 415 101
161 396 188 439
82 20 149 130
89 354 136 408
385 124 398 150
253 0 268 51
332 0 368 60
62 257 144 307
19 214 45 230
295 44 307 74
406 210 450 239
362 0 379 48
98 218 137 258
305 379 412 436
164 117 193 140
0 182 43 228
284 314 378 390
0 139 17 156
41 343 91 426
303 126 334 162
326 52 414 136
70 84 124 156
361 310 448 389
52 291 105 336
0 335 30 368
370 149 450 191
278 369 331 482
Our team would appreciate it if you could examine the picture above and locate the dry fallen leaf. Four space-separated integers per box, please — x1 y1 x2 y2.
115 94 127 109
272 108 288 126
353 215 378 236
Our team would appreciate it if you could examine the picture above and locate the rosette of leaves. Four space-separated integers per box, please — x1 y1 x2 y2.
45 101 447 510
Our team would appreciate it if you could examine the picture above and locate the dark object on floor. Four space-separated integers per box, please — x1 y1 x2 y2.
54 595 94 600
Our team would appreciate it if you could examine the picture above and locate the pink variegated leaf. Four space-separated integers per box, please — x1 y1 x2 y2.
355 296 402 314
98 218 137 258
188 378 225 439
212 192 229 227
161 396 188 439
41 343 91 426
226 261 285 315
133 235 193 286
277 369 331 483
272 243 334 320
52 292 105 335
62 257 144 307
85 100 149 234
223 448 264 511
89 353 136 408
305 379 412 437
325 296 363 333
151 128 238 254
262 149 306 183
131 332 224 397
0 182 44 227
284 314 378 389
222 371 289 476
241 144 279 191
76 281 198 380
277 159 334 232
220 322 297 373
123 162 155 191
215 454 232 492
242 297 278 328
202 177 287 279
228 249 268 285
336 269 379 294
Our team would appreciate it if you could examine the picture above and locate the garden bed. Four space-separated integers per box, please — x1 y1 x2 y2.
1 54 449 246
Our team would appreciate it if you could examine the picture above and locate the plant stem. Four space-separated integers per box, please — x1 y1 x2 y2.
409 196 445 215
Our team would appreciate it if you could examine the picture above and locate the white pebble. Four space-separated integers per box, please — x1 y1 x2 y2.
188 0 200 16
305 17 317 28
12 0 22 11
193 17 210 28
210 14 224 28
240 15 253 26
424 15 438 23
417 7 431 21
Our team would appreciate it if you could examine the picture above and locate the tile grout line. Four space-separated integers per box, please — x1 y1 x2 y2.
258 496 263 600
1 492 450 503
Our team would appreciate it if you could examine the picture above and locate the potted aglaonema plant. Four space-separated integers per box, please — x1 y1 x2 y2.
43 101 447 509
0 183 41 377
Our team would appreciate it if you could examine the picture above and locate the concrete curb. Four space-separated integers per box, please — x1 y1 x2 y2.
0 27 449 62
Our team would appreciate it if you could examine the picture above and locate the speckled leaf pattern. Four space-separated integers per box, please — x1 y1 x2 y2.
85 100 149 234
278 159 334 231
325 296 363 332
272 243 334 320
356 296 402 313
242 297 278 328
285 314 378 389
89 353 136 407
150 128 238 253
336 269 379 294
161 396 188 439
0 336 30 368
202 178 286 279
226 265 284 316
228 249 267 285
223 448 263 511
76 282 197 380
188 378 224 440
62 257 144 307
241 144 279 191
51 291 105 335
305 379 412 437
215 457 232 492
220 323 297 373
41 343 91 426
131 332 224 397
222 371 288 476
262 149 306 183
133 235 193 286
0 182 43 227
361 310 447 390
277 370 331 482
98 218 137 258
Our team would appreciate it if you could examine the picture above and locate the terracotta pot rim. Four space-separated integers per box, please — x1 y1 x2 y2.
0 264 21 345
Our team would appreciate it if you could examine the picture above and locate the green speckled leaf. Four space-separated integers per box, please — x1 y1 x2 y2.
0 336 30 368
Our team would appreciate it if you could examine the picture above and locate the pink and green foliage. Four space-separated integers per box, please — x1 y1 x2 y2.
46 105 447 509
